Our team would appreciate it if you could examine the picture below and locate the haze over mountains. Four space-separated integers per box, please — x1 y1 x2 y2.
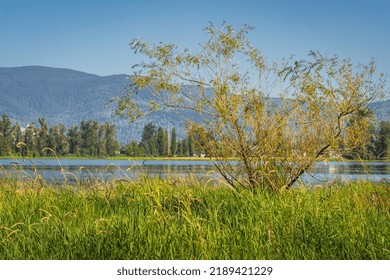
0 66 389 143
0 66 188 143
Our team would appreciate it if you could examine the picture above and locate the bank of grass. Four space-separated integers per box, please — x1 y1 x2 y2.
0 176 388 260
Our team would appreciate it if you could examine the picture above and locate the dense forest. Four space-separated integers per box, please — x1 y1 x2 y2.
121 122 197 157
0 113 388 159
0 114 120 157
0 114 197 158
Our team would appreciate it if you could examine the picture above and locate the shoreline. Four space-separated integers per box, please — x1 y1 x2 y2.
0 155 389 163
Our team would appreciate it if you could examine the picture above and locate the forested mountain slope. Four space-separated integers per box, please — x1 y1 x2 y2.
0 66 187 142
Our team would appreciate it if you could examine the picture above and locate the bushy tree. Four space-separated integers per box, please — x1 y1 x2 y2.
139 122 157 156
0 114 14 156
122 141 144 157
104 123 120 156
374 121 390 159
80 120 99 156
115 23 386 192
57 124 69 156
68 126 81 156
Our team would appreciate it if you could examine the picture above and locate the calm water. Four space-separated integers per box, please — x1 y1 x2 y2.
0 159 389 185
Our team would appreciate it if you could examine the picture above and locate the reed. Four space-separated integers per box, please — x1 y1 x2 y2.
0 175 388 259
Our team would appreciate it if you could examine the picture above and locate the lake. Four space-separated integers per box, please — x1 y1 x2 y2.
0 159 389 185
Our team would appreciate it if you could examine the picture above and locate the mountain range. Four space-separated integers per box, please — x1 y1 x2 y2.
0 66 189 143
0 66 389 143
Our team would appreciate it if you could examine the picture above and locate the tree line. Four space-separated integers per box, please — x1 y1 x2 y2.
0 114 120 157
121 122 198 157
0 113 388 159
342 120 390 160
0 115 199 158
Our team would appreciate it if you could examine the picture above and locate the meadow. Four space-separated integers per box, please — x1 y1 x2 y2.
0 172 388 260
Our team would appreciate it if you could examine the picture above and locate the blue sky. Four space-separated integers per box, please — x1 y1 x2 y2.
1 0 389 78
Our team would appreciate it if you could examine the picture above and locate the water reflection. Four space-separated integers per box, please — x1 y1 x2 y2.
0 159 389 184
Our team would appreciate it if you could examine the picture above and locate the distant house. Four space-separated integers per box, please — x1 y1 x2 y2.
193 151 206 158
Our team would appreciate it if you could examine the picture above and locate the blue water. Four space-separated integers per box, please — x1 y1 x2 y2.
0 159 389 185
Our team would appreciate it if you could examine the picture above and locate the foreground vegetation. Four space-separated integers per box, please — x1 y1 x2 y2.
0 176 388 259
116 22 388 192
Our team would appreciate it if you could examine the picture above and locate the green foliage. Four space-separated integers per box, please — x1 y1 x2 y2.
104 123 120 157
68 125 81 156
0 178 388 259
116 22 386 191
156 127 168 156
23 123 37 157
375 121 390 159
135 122 194 157
121 141 144 157
342 120 390 160
0 114 120 158
178 138 189 157
0 114 13 156
0 114 196 159
170 128 177 156
37 118 49 157
139 122 157 156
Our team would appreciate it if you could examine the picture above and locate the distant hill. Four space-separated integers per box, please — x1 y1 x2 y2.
0 66 190 143
0 66 388 143
368 99 390 122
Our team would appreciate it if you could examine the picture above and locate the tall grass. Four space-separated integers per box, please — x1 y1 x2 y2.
0 174 388 260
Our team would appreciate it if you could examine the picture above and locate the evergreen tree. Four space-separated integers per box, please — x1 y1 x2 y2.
156 127 167 156
0 114 14 156
23 124 36 157
164 128 169 156
68 126 81 156
57 124 69 156
79 121 89 156
37 117 49 156
80 120 99 156
181 138 189 157
170 128 177 157
177 140 183 157
13 123 23 155
105 123 120 156
140 122 157 156
48 125 59 155
374 121 390 159
188 135 194 157
98 125 107 156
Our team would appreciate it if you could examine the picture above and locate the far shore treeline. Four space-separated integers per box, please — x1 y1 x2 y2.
0 114 197 158
0 113 388 159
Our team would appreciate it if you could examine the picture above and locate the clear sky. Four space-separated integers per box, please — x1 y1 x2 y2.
1 0 389 78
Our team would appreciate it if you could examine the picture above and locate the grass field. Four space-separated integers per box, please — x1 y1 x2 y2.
0 176 389 260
